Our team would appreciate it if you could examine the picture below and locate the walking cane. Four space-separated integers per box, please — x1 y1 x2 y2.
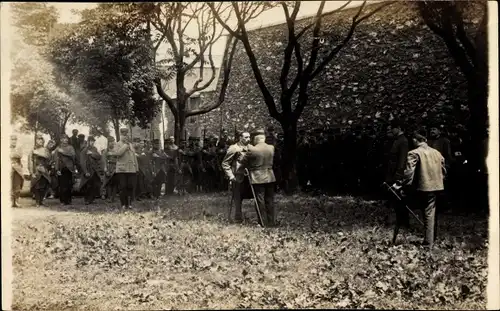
245 168 265 227
228 181 234 220
383 182 424 244
383 182 424 226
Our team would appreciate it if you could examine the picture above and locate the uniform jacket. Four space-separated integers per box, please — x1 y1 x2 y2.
11 148 24 177
79 145 102 189
151 149 168 175
165 144 180 170
403 142 446 192
54 144 77 174
385 133 409 184
241 142 276 184
113 141 139 173
28 147 52 189
428 136 452 167
221 142 248 183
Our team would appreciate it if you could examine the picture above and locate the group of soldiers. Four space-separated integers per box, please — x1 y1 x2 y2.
11 120 471 209
9 127 243 208
293 122 471 199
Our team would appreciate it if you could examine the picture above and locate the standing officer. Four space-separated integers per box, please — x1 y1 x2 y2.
221 131 251 223
11 135 24 208
151 139 168 199
79 136 103 205
112 128 138 209
164 136 179 195
102 137 118 202
240 129 277 227
385 120 410 228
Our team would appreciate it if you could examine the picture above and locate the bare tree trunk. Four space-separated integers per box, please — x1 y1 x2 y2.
278 101 299 194
174 112 186 146
113 119 120 141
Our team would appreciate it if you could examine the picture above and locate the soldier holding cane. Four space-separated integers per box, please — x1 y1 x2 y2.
392 129 446 247
221 131 251 223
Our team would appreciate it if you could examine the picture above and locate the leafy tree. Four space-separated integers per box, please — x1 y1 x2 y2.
210 1 393 193
415 0 488 171
9 3 80 142
49 4 161 140
10 2 58 49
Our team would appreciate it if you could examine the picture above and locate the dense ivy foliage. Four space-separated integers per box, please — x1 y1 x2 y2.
192 2 474 137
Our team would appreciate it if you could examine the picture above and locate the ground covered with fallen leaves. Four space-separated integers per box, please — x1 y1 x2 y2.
12 193 487 310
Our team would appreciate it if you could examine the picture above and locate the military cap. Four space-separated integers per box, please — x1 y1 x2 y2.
252 129 265 136
78 133 85 138
133 137 142 143
107 136 116 142
168 136 175 141
88 136 95 142
60 134 69 139
119 128 129 135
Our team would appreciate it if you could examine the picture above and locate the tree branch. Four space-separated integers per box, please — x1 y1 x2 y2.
310 1 394 80
452 8 477 65
303 1 326 78
233 2 281 121
155 78 177 115
186 34 237 117
296 0 352 39
207 2 243 40
280 2 301 112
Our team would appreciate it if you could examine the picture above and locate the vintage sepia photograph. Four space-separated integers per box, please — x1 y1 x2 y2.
1 1 498 310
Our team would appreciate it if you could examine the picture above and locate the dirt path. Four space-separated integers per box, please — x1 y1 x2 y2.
11 198 82 221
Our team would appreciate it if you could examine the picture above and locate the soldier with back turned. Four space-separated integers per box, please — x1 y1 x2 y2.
240 129 277 227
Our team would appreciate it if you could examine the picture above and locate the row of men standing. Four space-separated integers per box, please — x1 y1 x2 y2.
10 127 238 208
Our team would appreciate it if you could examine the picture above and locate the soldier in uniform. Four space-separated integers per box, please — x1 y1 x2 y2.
70 129 80 152
111 128 138 209
151 139 168 199
28 134 52 207
385 119 410 227
216 137 229 192
428 125 453 168
54 134 77 205
221 131 251 222
132 138 145 200
164 136 179 195
11 135 24 208
79 136 103 205
188 137 205 193
134 138 154 200
177 140 192 195
44 139 58 199
240 129 277 227
102 137 118 202
201 137 218 192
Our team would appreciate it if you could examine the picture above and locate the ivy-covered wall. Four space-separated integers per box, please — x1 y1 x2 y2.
191 1 475 137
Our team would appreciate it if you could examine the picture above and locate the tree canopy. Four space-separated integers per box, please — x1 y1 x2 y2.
49 4 162 139
9 3 80 142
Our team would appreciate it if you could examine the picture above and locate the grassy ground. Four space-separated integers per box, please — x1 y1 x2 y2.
11 193 487 310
